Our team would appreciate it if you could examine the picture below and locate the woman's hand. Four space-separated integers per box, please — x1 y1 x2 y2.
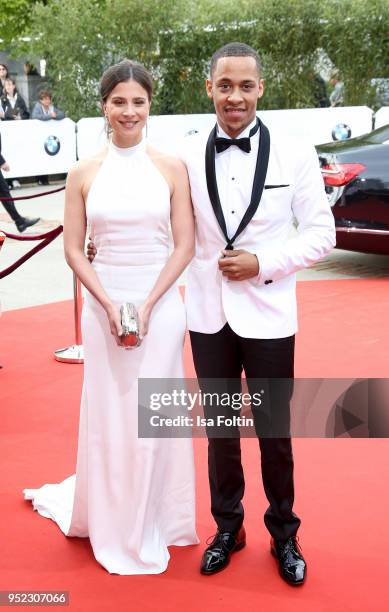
105 303 123 347
138 302 152 340
86 237 97 262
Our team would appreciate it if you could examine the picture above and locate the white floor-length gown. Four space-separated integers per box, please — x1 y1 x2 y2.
24 139 199 574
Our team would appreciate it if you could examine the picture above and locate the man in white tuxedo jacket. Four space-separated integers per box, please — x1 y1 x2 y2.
180 43 335 585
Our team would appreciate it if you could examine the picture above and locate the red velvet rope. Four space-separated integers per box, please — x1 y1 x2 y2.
0 186 65 201
0 225 63 279
1 227 63 241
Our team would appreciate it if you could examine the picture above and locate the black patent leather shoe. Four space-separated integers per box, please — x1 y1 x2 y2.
16 217 40 233
200 527 246 575
271 536 306 585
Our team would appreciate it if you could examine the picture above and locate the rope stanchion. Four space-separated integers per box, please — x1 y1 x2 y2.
54 274 84 364
0 226 63 279
0 186 65 201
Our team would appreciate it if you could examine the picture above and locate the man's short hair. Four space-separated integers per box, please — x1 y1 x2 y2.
38 90 52 100
210 42 262 78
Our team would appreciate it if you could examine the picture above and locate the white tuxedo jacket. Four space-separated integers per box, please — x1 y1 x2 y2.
180 127 336 339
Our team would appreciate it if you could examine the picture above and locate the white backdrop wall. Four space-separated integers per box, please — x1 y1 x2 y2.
374 107 389 129
1 106 386 178
1 118 76 179
76 106 375 159
76 117 107 160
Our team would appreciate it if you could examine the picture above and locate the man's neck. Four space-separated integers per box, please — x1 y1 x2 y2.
217 116 258 140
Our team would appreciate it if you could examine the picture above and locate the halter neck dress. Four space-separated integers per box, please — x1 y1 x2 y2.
24 139 198 574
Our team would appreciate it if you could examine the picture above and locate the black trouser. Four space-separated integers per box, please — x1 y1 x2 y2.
190 322 301 541
0 170 23 225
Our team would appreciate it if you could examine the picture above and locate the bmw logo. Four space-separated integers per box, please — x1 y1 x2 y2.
44 135 61 156
332 123 352 141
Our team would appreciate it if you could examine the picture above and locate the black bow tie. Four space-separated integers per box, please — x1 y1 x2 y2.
215 136 251 153
214 119 260 154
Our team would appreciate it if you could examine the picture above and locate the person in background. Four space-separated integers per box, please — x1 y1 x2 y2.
312 73 330 108
329 73 345 107
32 90 65 186
1 77 30 120
32 90 65 121
0 76 29 188
24 62 39 76
0 65 20 189
0 64 9 98
0 133 40 232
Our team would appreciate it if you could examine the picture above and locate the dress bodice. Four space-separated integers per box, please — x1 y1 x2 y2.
87 139 171 267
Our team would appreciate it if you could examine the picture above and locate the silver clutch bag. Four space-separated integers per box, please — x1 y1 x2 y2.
120 302 141 348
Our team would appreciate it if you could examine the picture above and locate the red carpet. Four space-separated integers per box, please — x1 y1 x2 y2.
1 279 389 611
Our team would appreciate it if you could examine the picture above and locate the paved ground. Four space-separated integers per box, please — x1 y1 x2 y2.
1 183 389 312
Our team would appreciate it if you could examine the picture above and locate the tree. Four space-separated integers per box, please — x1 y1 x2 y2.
16 0 188 120
0 0 46 47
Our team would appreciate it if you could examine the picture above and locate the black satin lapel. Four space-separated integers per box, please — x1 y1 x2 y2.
205 125 229 243
231 119 270 244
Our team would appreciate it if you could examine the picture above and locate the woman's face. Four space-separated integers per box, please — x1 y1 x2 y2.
0 65 8 81
5 79 15 96
103 79 150 145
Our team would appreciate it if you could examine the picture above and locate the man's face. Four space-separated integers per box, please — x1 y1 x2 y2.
206 56 264 138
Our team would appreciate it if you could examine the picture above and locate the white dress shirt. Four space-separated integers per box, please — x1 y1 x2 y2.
216 117 259 241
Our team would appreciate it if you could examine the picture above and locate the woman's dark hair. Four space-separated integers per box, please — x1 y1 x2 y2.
0 63 9 75
100 59 153 103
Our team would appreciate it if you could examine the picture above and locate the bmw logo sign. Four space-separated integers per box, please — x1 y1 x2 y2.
44 135 61 156
332 123 352 141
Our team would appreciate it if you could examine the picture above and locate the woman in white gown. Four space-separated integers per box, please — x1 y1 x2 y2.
24 60 199 574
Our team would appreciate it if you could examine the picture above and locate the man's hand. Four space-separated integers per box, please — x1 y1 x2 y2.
86 237 97 262
1 162 10 172
218 249 259 281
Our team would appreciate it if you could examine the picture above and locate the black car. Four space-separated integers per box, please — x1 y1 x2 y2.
316 124 389 255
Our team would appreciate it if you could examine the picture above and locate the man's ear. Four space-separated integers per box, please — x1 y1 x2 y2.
257 79 265 101
205 79 213 99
